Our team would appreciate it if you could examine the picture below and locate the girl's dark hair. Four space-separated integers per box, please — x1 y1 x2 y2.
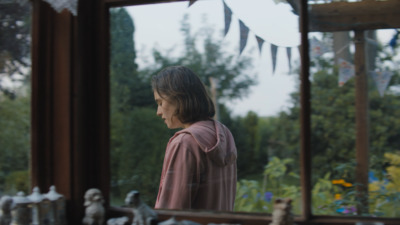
151 66 215 124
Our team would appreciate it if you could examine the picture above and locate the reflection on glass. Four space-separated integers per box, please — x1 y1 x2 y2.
109 0 301 214
308 0 400 218
0 1 32 195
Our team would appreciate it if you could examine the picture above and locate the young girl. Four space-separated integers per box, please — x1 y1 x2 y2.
152 66 237 211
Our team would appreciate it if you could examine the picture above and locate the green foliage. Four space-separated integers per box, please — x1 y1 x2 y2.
369 152 400 217
231 111 267 177
236 155 400 217
235 180 269 212
111 107 173 206
234 32 400 216
263 157 296 193
235 157 300 214
0 94 30 194
4 170 29 195
311 68 357 182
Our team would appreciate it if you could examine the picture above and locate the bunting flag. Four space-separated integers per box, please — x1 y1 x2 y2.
389 30 399 51
271 44 278 74
338 58 354 87
43 0 77 16
255 35 264 55
239 20 249 55
223 1 232 37
310 37 330 58
370 70 393 97
188 0 197 7
286 47 292 73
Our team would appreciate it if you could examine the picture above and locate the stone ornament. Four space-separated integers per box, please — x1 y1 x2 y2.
82 188 105 225
158 217 201 225
269 198 294 225
28 187 51 225
11 192 31 225
0 195 13 225
208 223 241 225
45 186 66 225
125 191 157 225
107 216 129 225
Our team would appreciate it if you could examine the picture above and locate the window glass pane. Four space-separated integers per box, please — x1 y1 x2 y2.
308 0 400 218
0 1 32 195
110 0 301 214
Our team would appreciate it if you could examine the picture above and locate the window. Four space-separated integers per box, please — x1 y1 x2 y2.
308 0 400 218
109 0 303 216
0 0 32 195
28 0 400 224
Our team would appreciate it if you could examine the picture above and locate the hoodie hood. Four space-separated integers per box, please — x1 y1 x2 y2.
177 119 237 166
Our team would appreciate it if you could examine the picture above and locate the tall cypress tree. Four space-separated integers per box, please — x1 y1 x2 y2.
110 8 153 110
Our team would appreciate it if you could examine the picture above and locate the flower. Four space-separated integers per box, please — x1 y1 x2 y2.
332 179 345 184
264 192 273 202
334 193 342 200
342 182 353 187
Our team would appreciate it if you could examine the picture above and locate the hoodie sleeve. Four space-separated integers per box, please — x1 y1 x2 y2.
155 133 203 210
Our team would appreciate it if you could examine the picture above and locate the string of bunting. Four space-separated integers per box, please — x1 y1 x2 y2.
312 34 396 97
191 0 297 74
222 0 296 74
189 0 396 94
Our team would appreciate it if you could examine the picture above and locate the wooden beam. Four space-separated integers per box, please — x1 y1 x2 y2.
354 30 369 215
299 0 312 221
309 0 400 32
103 0 186 8
31 0 73 199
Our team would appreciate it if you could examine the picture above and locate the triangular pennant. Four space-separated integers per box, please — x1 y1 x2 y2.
310 37 330 58
271 44 278 74
298 45 302 56
338 58 354 87
370 70 393 97
188 0 197 7
43 0 77 16
286 47 292 73
239 20 249 55
223 1 232 37
389 30 399 51
255 35 265 55
189 0 197 7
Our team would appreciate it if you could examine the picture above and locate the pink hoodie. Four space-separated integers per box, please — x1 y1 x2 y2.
155 119 237 211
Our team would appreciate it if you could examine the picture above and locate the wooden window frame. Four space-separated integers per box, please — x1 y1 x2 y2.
30 0 400 224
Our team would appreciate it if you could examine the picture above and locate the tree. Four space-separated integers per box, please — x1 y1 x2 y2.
110 107 173 206
110 7 154 110
0 94 30 194
0 1 31 98
141 14 257 105
266 33 400 184
231 111 266 178
0 1 31 195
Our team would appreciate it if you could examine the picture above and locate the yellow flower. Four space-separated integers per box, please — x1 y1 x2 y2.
335 193 342 200
342 182 353 187
332 179 345 184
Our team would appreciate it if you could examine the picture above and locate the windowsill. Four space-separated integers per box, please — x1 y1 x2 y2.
108 206 400 225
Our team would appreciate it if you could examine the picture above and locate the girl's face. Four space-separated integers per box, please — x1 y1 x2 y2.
154 91 188 129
